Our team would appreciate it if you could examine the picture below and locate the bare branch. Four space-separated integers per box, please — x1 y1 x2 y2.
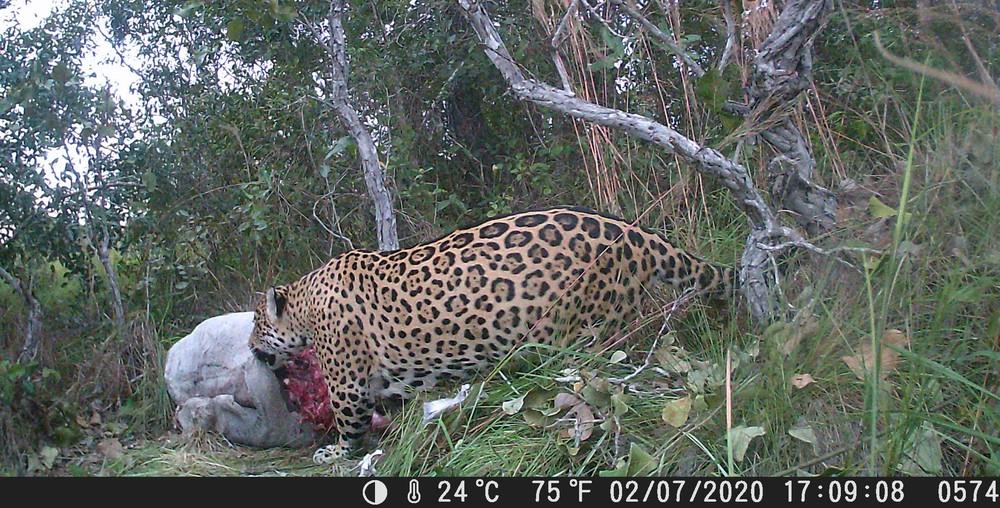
873 32 1000 107
551 0 579 49
609 0 705 77
312 0 400 251
550 0 580 93
717 0 737 71
749 0 837 236
0 265 43 362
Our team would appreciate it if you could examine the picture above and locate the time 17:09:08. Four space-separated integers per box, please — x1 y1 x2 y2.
785 479 999 504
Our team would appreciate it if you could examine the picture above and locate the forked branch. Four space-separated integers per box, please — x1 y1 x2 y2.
310 0 400 251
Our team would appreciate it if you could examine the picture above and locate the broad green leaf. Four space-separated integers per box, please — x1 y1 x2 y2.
611 393 631 417
599 443 658 476
523 409 555 427
728 425 766 463
580 378 611 408
788 425 818 445
522 386 559 410
869 196 897 218
626 443 657 476
898 422 943 476
226 18 245 42
609 350 627 364
501 394 525 415
40 446 58 469
661 396 692 428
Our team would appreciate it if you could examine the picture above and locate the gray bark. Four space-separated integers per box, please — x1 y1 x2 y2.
63 140 128 333
318 0 400 251
0 266 43 362
96 233 126 332
457 0 832 322
749 0 837 236
717 0 737 71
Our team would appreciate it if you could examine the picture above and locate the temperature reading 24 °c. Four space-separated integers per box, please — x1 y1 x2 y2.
437 479 500 503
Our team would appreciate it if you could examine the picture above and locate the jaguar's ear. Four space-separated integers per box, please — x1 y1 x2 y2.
265 287 287 323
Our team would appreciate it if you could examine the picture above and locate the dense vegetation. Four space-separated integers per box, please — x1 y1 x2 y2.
1 0 997 476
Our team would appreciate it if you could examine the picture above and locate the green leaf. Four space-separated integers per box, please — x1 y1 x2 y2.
625 443 657 475
41 368 60 382
728 425 766 463
589 55 619 72
788 425 818 446
661 396 692 428
40 446 59 469
226 18 245 42
609 350 627 364
590 26 624 71
502 394 525 415
611 393 631 417
580 379 611 408
898 422 943 475
522 386 558 410
599 26 624 53
695 68 733 112
599 443 658 476
868 196 898 218
523 409 555 427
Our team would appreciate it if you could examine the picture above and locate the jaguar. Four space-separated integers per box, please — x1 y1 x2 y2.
249 206 734 463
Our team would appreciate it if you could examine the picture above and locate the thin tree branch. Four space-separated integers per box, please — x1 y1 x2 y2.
873 32 1000 107
717 0 737 71
609 0 705 77
0 265 43 362
310 0 400 251
550 0 580 93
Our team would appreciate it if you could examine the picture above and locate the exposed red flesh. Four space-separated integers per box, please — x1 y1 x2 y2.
281 347 389 433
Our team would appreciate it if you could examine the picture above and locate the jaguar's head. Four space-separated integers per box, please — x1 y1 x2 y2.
249 286 310 370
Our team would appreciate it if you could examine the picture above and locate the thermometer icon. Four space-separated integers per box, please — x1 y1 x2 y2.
407 479 422 504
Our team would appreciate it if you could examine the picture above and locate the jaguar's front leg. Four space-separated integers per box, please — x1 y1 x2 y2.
312 361 375 465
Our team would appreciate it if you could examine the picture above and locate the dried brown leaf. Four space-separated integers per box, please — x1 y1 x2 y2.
96 438 124 460
561 403 595 442
790 373 815 389
553 392 581 411
842 329 910 380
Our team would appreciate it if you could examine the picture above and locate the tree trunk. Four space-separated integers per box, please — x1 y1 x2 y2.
0 266 43 362
750 0 837 237
319 0 400 252
63 140 128 334
96 232 126 332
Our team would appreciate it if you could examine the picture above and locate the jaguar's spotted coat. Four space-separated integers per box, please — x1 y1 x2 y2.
249 206 733 463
